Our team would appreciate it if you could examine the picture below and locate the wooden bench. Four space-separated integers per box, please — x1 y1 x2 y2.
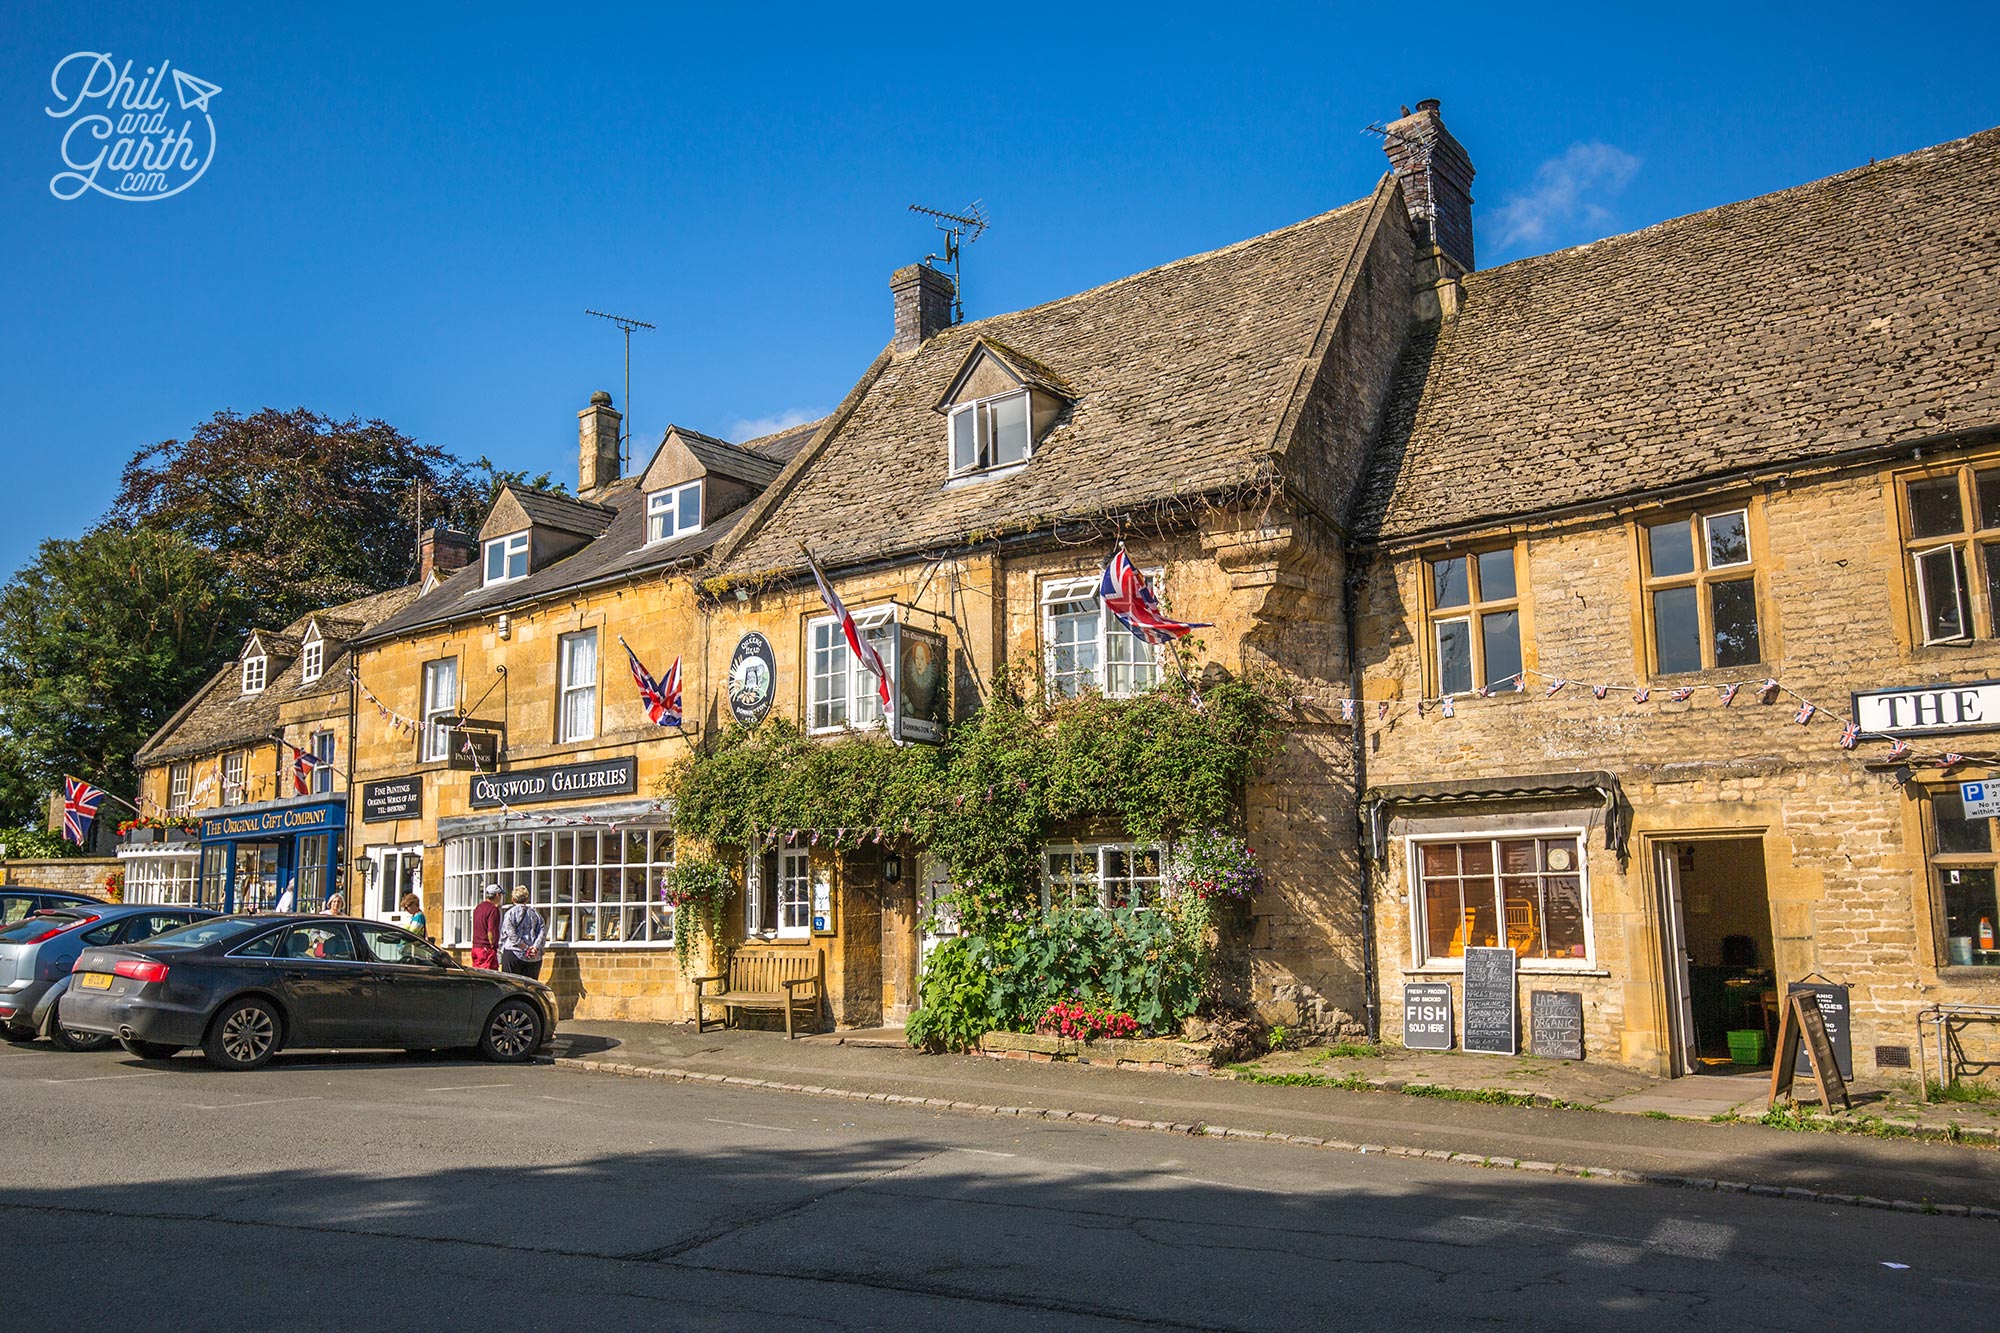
694 946 824 1039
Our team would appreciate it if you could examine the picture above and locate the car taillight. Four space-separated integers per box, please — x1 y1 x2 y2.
113 959 169 984
24 914 94 943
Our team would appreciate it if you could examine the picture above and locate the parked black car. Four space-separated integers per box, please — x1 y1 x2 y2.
64 914 557 1070
0 889 99 925
0 903 217 1049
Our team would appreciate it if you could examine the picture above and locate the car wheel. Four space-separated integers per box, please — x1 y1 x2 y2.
3 1023 38 1045
49 1008 113 1052
479 998 542 1063
204 999 280 1071
120 1038 181 1060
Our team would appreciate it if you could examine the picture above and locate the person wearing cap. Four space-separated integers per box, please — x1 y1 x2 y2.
471 884 503 970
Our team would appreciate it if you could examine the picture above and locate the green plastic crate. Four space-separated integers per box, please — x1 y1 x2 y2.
1727 1029 1768 1065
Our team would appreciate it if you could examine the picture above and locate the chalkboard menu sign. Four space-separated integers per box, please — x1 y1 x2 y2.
1462 946 1518 1055
1788 981 1852 1081
1529 989 1584 1061
1403 983 1454 1050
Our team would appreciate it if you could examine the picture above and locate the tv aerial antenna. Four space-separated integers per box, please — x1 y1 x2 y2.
908 200 989 324
585 308 656 468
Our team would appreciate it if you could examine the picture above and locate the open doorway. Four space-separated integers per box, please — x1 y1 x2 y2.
1655 837 1776 1076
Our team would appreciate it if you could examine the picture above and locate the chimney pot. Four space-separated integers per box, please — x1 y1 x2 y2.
1383 98 1477 277
890 263 957 352
419 524 476 584
1415 97 1441 113
577 390 623 498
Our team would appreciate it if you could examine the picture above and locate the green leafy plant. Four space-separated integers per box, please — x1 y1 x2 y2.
658 859 736 976
904 936 997 1052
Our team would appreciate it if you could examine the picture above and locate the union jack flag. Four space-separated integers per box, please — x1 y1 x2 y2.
1794 701 1816 725
1099 545 1210 647
292 746 318 796
1440 696 1455 718
1719 683 1741 707
1633 688 1650 704
1670 688 1694 703
622 639 683 728
1591 684 1608 700
1886 738 1912 761
61 776 106 847
1545 678 1567 698
807 550 894 735
1339 699 1356 723
1944 752 1969 768
1839 721 1860 750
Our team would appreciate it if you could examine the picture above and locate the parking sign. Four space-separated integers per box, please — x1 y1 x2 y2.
1963 781 2000 817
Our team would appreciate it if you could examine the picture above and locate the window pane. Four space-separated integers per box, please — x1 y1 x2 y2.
1422 872 1464 960
1543 871 1587 959
1709 578 1761 668
1479 610 1521 690
1432 557 1469 608
1652 586 1701 673
1910 477 1966 539
1647 520 1695 578
1985 545 2000 639
1934 790 1992 855
1420 844 1460 878
485 543 504 580
951 409 975 471
991 393 1029 466
1475 549 1515 601
1436 619 1472 695
1916 546 1969 642
1704 511 1750 568
1502 877 1541 956
1941 867 1999 963
1979 471 2000 532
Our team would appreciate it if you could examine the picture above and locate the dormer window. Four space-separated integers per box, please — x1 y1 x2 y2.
949 391 1031 476
241 653 267 695
483 531 529 585
300 626 324 685
646 482 703 544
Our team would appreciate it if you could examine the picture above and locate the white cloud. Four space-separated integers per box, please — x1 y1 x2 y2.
725 407 824 442
1489 142 1641 254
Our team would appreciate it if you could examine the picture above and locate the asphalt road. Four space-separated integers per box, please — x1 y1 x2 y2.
3 1042 1994 1331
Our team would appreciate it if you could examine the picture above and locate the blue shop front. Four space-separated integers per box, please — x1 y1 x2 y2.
196 796 347 913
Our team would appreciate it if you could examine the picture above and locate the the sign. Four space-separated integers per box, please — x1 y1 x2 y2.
200 799 343 842
728 632 776 726
1788 980 1853 1081
1402 983 1454 1050
811 871 834 935
361 776 422 823
1462 946 1518 1055
469 756 636 809
1852 680 2000 737
1529 990 1585 1061
446 726 501 772
892 623 950 745
1964 781 2000 818
1770 991 1851 1112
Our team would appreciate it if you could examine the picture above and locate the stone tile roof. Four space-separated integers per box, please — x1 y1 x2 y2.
1354 127 2000 543
672 426 786 488
138 583 424 764
720 193 1382 573
511 487 617 537
741 419 820 464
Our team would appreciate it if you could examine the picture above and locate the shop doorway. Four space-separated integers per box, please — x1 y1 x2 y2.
1655 837 1777 1076
368 844 423 926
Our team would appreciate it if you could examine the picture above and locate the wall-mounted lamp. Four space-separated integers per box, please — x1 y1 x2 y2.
734 588 750 603
881 852 902 884
496 613 512 640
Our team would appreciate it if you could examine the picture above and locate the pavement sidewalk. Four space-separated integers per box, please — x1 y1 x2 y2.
548 1020 2000 1219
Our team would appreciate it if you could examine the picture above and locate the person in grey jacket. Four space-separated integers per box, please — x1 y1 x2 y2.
498 886 548 980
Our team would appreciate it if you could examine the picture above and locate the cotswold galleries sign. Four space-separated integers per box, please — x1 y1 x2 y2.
200 800 342 841
469 757 637 809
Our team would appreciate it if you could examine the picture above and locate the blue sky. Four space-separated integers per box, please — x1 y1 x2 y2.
4 2 1997 578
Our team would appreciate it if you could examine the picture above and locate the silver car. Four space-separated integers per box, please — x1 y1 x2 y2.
0 904 215 1050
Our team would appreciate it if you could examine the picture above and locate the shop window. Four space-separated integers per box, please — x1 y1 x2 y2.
1902 465 2000 645
119 851 201 906
646 482 703 544
1426 548 1522 695
420 657 458 762
295 832 337 913
221 751 246 805
1926 788 2000 968
949 390 1031 476
310 730 335 796
1041 841 1164 911
442 826 675 949
808 606 894 732
168 763 191 816
558 630 598 743
1641 509 1760 673
1411 834 1591 966
1041 574 1161 699
483 531 529 586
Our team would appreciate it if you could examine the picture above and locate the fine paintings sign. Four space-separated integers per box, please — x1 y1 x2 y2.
361 776 421 823
892 623 949 745
1529 990 1585 1061
469 756 636 809
1462 946 1518 1055
1402 983 1454 1051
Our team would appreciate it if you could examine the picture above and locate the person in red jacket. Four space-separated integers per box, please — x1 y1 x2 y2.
470 883 503 970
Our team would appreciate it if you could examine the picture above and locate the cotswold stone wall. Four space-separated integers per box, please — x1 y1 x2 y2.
1357 465 2000 1078
1 857 119 897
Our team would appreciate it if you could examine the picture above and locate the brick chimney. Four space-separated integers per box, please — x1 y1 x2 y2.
890 263 956 351
1382 98 1476 315
419 524 475 584
577 390 622 498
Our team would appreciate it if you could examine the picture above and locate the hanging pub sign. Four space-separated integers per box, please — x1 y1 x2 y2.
1851 680 2000 737
891 622 949 746
361 776 422 823
728 632 776 726
469 756 636 809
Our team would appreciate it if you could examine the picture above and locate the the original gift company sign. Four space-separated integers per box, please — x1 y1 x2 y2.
1852 681 2000 736
469 756 637 809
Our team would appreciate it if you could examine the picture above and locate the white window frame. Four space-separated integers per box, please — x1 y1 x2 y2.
483 531 529 586
645 481 703 544
947 389 1032 477
299 628 324 684
1040 840 1166 912
1914 543 1972 646
309 729 335 796
744 845 813 940
443 825 675 949
558 630 599 743
1040 574 1161 699
807 605 895 734
420 657 459 763
221 751 247 805
241 654 267 695
1404 827 1598 973
168 763 191 816
118 849 202 906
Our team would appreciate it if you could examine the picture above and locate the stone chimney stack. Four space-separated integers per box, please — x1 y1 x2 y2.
578 390 623 498
890 263 957 352
1382 98 1476 316
419 524 476 584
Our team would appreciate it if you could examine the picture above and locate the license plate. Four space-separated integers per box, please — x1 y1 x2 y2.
79 972 112 990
